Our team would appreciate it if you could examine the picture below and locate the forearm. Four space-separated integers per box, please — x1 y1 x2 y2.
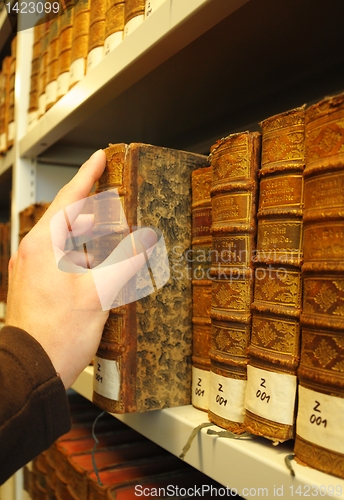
0 326 71 485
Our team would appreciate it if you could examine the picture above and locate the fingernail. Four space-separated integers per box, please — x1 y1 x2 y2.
140 228 158 250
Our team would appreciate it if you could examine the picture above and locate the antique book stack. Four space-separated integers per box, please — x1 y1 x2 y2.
24 393 224 499
87 0 107 72
244 106 306 443
92 142 209 413
294 92 344 479
208 131 260 432
191 166 212 412
124 0 145 37
104 0 125 55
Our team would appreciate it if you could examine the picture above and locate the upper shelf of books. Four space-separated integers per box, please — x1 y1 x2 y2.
19 0 344 160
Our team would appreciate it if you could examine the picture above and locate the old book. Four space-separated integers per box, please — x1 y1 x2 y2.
69 0 90 89
104 0 125 55
45 15 60 110
124 0 144 37
208 131 260 432
7 36 16 148
27 24 40 130
92 142 208 413
56 7 74 100
191 166 212 412
37 20 49 119
0 56 11 151
244 105 306 443
294 92 344 479
87 0 106 72
0 222 10 302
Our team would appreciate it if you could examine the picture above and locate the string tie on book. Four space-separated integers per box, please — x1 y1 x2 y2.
179 422 214 460
285 453 296 477
91 410 106 485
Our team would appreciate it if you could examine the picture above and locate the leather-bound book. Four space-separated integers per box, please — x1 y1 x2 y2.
45 15 60 110
104 0 124 55
244 105 306 443
7 36 16 149
208 131 260 432
0 56 11 151
124 0 144 37
191 166 212 412
27 24 40 130
294 92 344 479
92 142 208 413
56 6 74 100
37 20 49 119
69 0 90 89
87 0 106 72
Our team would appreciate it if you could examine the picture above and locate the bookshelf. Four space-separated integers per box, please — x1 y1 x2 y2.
1 0 344 498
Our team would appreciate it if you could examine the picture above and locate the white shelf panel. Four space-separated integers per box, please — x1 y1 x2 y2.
19 0 248 158
73 367 344 500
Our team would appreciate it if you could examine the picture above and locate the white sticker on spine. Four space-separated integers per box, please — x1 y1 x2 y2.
192 366 210 411
93 356 120 400
244 365 297 425
209 372 246 423
296 385 344 455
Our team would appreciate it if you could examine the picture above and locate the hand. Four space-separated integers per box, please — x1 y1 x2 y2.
5 150 157 389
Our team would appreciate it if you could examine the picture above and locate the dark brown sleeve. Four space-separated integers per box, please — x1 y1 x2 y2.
0 326 71 484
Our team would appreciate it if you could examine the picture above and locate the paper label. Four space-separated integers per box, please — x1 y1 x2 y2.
296 385 344 455
69 58 85 87
45 80 57 107
93 356 120 400
192 366 210 411
209 372 246 423
244 365 297 425
145 0 166 17
87 46 104 72
104 31 123 55
124 14 144 37
57 72 70 98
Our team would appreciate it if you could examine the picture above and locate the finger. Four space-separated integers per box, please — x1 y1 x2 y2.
90 228 158 311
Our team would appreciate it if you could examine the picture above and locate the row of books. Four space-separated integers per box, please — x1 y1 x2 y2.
190 92 344 480
13 91 344 482
24 392 227 499
27 0 167 129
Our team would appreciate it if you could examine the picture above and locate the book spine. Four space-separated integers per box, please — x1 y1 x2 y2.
104 0 125 55
69 0 91 89
208 131 260 432
294 92 344 479
191 166 212 412
45 16 60 110
124 0 144 37
37 21 49 119
87 0 107 72
244 105 306 443
92 143 137 414
7 36 17 148
57 7 74 100
27 26 40 130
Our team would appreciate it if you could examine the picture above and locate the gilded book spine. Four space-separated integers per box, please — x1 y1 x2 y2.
104 0 125 55
208 131 260 432
27 25 40 129
87 0 106 72
124 0 144 37
244 106 306 443
57 7 74 100
69 0 90 89
45 15 60 110
294 92 344 479
191 166 212 412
